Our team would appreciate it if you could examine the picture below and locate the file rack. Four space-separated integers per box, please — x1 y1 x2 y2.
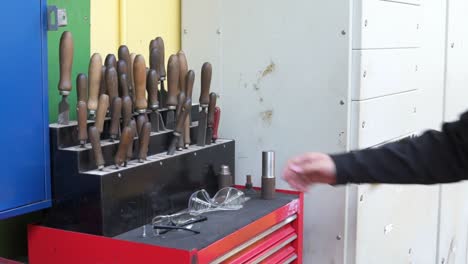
44 105 235 237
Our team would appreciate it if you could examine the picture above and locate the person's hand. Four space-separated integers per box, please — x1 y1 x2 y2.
282 152 337 192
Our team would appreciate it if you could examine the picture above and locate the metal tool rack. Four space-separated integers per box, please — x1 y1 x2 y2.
0 1 51 219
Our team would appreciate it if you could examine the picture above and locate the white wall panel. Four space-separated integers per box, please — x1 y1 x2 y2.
351 49 419 100
181 0 222 105
183 1 352 263
353 0 421 49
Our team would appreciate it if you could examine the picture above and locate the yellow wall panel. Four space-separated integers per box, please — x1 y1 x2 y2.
91 0 181 62
90 0 120 55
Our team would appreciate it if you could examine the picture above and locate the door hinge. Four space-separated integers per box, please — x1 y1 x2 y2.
47 6 68 31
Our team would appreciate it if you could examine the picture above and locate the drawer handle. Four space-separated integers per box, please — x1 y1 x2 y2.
250 234 297 264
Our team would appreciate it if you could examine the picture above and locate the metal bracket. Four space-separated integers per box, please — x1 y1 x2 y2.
47 6 68 31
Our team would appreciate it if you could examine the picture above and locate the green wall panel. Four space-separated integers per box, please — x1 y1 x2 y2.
48 0 90 122
0 0 90 260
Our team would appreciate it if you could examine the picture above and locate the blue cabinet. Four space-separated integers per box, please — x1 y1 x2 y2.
0 1 51 219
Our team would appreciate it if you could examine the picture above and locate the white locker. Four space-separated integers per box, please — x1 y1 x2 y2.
353 0 421 49
438 0 468 263
350 90 418 149
351 49 419 100
182 0 446 263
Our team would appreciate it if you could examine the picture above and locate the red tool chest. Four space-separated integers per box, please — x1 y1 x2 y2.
28 190 303 264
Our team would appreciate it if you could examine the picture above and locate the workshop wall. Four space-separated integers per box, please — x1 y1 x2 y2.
90 0 181 62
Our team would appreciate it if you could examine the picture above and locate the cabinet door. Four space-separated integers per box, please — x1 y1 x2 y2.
0 1 50 217
350 91 418 149
353 0 421 49
438 0 468 263
351 49 419 100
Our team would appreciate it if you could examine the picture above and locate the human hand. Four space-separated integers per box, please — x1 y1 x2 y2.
282 152 337 192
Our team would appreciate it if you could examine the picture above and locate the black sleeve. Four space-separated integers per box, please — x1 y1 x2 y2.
331 112 468 185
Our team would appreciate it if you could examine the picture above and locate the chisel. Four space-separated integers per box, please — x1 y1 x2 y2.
117 60 130 97
58 31 74 125
119 73 129 98
109 97 122 141
167 99 192 155
105 54 117 70
106 67 119 109
178 51 188 95
196 62 212 146
88 53 103 119
134 55 147 113
114 126 133 168
155 37 167 108
136 114 148 137
147 69 161 132
127 119 137 163
118 46 134 108
150 46 166 113
89 126 105 170
130 53 137 107
206 92 217 145
177 51 188 148
149 45 158 71
175 89 186 151
76 74 88 147
166 55 179 129
184 70 195 148
133 54 149 134
99 65 107 97
138 122 151 162
95 94 109 134
213 106 221 143
77 101 88 147
149 39 157 55
122 95 133 128
76 73 88 103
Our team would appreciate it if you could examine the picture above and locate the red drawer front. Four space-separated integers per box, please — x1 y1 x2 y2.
28 225 194 264
226 225 296 264
263 246 296 264
244 233 297 264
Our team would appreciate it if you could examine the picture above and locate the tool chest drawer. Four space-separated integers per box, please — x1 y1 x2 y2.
350 91 418 149
0 1 51 219
28 191 303 264
351 49 419 100
223 222 298 263
353 0 421 49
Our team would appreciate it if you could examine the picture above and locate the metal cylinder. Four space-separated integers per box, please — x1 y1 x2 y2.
261 151 276 199
218 165 233 190
261 177 276 200
262 151 275 178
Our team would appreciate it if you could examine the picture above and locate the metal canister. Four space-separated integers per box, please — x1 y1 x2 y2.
218 165 233 190
261 151 276 199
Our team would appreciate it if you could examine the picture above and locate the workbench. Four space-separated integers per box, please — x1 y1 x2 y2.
28 190 303 264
